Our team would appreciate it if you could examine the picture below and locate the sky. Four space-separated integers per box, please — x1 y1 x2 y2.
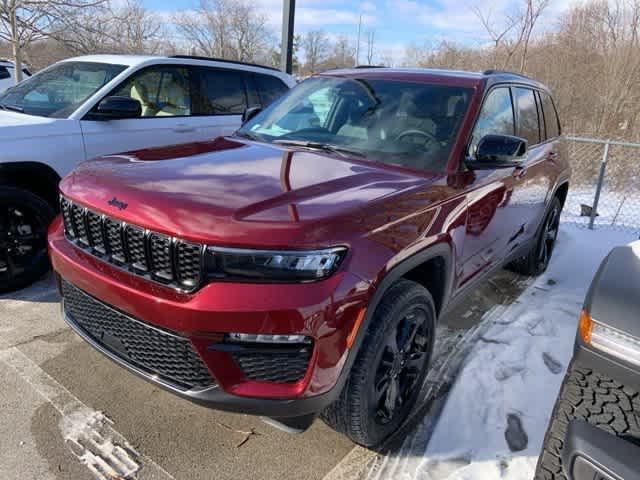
141 0 578 64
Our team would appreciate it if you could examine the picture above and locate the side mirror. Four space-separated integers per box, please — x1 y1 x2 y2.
467 134 527 169
242 106 262 124
92 96 142 120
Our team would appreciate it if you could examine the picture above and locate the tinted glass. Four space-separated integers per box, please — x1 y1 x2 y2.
541 92 560 138
514 87 540 145
195 69 246 115
113 66 191 117
237 77 472 172
0 61 125 118
0 67 9 80
469 87 514 155
254 73 289 106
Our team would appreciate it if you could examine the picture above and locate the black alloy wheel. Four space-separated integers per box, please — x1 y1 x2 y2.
321 279 436 447
372 306 431 425
538 200 560 272
0 187 55 293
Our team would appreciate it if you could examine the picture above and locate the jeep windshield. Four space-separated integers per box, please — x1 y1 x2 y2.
236 76 472 172
0 61 126 118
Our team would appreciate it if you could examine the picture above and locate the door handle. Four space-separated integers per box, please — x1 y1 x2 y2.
174 124 196 133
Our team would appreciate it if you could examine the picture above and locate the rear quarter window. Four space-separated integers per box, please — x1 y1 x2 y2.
0 67 10 80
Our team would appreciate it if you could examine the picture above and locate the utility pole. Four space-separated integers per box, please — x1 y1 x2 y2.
280 0 296 74
355 14 362 66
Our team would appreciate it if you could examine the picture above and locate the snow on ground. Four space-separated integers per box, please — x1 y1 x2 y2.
369 224 637 480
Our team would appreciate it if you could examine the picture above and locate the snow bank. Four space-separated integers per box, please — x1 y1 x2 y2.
371 224 637 480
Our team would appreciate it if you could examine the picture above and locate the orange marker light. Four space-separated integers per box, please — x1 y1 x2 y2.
579 309 593 344
347 307 367 348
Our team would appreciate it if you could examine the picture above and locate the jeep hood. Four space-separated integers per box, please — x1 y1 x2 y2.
60 137 435 247
0 110 74 140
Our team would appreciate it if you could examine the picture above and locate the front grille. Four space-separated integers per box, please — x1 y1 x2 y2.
62 280 216 391
233 348 311 383
60 197 203 292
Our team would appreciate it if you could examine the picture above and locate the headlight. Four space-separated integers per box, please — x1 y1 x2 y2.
579 309 640 367
205 246 347 282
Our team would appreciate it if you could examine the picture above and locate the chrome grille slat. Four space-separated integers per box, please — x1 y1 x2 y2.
60 197 204 292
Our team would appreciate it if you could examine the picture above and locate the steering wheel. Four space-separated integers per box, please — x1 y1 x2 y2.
394 129 438 145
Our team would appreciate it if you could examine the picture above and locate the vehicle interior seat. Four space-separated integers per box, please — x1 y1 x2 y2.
129 82 157 117
156 73 190 117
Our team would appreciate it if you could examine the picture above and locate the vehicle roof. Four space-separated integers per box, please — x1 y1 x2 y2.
320 67 550 92
57 55 293 83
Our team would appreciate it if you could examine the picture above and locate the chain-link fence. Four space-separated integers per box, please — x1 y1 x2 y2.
562 136 640 231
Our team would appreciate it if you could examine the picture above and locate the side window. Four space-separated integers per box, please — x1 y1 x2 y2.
254 73 289 107
195 68 247 115
0 67 10 80
469 87 514 155
513 87 540 146
541 92 560 139
113 66 192 117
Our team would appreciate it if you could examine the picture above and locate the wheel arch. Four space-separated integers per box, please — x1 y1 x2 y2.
0 162 61 211
349 242 454 361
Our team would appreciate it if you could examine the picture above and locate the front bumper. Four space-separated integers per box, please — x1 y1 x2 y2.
49 217 372 416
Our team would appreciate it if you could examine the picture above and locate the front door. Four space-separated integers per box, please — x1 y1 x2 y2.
458 86 529 287
80 65 239 159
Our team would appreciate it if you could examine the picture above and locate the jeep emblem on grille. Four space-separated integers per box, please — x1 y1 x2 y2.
108 197 128 211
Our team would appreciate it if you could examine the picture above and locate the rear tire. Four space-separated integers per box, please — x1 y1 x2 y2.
322 279 436 446
509 197 561 276
0 187 55 293
534 363 640 479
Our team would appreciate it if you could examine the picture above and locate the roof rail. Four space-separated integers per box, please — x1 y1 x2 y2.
482 69 534 80
169 55 281 72
354 65 386 69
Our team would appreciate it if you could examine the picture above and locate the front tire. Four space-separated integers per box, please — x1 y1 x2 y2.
534 363 640 479
0 187 55 293
322 279 436 446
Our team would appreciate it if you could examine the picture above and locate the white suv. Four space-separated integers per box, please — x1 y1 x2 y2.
0 54 295 292
0 59 31 93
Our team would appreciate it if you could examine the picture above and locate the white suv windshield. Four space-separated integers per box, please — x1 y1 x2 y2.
237 77 472 172
0 61 126 118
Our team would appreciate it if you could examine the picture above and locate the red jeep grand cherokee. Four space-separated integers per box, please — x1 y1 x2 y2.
48 68 570 446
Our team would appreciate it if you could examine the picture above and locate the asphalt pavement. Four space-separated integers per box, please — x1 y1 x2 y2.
0 269 526 480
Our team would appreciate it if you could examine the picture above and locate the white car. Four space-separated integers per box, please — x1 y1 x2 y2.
0 59 32 93
0 54 295 292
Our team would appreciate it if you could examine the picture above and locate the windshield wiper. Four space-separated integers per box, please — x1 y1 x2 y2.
273 139 366 158
0 102 24 113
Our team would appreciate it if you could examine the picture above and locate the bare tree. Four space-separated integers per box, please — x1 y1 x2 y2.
473 0 550 72
365 29 375 64
324 35 355 69
173 0 272 63
0 0 106 83
302 30 329 74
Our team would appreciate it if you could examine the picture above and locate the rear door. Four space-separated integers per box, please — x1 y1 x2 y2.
80 65 208 158
510 86 553 241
